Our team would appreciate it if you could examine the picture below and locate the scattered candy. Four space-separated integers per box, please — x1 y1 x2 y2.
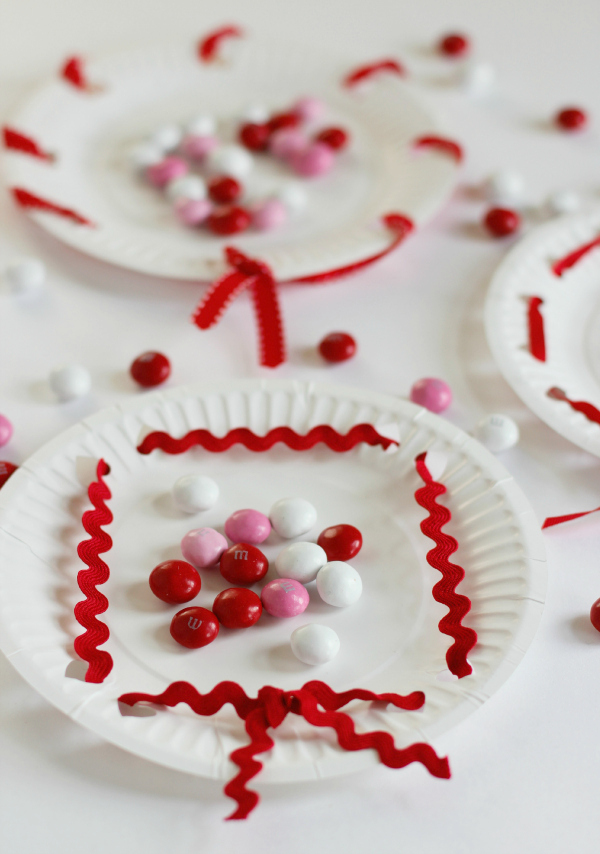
251 198 287 231
410 377 452 413
239 122 270 152
49 365 91 402
590 598 600 633
186 115 216 137
146 156 188 188
458 61 496 97
207 205 251 236
274 541 327 583
269 128 307 161
268 112 300 133
0 461 17 489
205 144 253 179
292 97 325 122
208 175 242 204
261 578 310 617
172 474 219 513
170 606 219 648
485 170 525 206
318 332 357 363
473 413 520 453
241 104 270 124
213 587 262 628
291 623 340 665
483 207 521 237
316 561 362 607
149 559 201 604
0 415 13 447
275 182 308 213
270 497 317 539
165 175 207 202
174 198 212 226
130 351 171 387
129 141 163 170
4 258 46 295
317 524 362 562
439 33 470 57
555 107 587 131
220 543 269 585
181 527 228 568
150 124 183 152
180 134 219 161
546 190 581 215
292 142 334 177
315 127 349 151
224 508 271 543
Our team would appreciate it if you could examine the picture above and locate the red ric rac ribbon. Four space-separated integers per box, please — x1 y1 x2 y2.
546 386 600 425
2 127 54 162
198 25 243 62
527 296 546 361
192 213 413 367
551 235 600 277
60 55 95 90
74 460 113 683
11 187 93 226
343 59 406 87
543 506 600 529
118 680 450 820
414 453 477 678
413 136 464 163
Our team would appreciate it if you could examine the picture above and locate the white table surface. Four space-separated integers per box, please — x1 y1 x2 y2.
2 1 600 851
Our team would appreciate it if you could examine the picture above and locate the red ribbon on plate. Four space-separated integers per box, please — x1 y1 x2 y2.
2 126 55 162
198 25 244 62
527 296 546 361
343 59 407 87
413 136 464 163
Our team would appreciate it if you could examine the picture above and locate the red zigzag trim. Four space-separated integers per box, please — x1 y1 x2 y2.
414 453 477 678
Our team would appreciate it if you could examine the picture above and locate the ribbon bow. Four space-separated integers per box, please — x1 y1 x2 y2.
119 679 450 820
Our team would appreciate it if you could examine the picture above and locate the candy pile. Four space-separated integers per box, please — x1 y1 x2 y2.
129 97 350 236
145 474 364 664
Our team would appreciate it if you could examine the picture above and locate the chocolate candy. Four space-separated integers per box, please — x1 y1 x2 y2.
316 561 362 607
225 509 271 544
261 578 309 617
213 587 262 628
149 560 200 604
181 527 228 568
220 543 269 585
291 624 340 664
170 606 219 648
317 524 362 562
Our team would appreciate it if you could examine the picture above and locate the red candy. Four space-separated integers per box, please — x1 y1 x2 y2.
207 205 251 236
555 107 587 131
317 524 363 561
130 351 171 387
0 461 18 489
316 127 349 151
590 598 600 632
318 332 357 363
438 33 470 57
213 587 263 628
220 543 269 585
239 122 270 151
149 560 200 605
170 606 219 648
483 207 521 238
268 112 300 133
208 175 242 204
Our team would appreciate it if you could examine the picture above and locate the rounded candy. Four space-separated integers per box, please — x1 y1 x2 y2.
590 598 600 632
172 474 219 513
269 128 307 161
485 170 525 206
242 104 270 124
149 560 201 604
251 198 287 231
174 198 212 226
165 175 207 202
315 127 349 151
317 524 362 562
270 497 317 539
274 541 327 584
180 134 219 161
483 207 521 237
319 332 356 363
0 461 18 489
473 413 519 453
291 624 340 665
0 415 13 447
292 97 325 122
438 33 470 57
292 142 334 177
186 115 216 137
220 543 269 585
239 122 270 151
130 351 171 387
129 141 163 170
205 145 253 179
207 206 251 236
268 112 300 133
261 578 309 618
170 606 219 648
208 175 242 204
556 107 587 131
410 378 452 413
316 561 362 607
49 365 91 402
213 587 262 628
146 157 188 188
547 190 581 216
275 182 308 214
181 527 228 568
5 258 46 295
225 509 271 543
458 61 496 97
150 124 183 152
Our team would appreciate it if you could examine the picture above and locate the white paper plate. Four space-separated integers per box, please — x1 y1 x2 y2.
2 38 458 281
0 379 545 783
486 208 600 457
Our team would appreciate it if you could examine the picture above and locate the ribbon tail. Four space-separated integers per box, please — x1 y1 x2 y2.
225 707 274 820
192 270 253 329
301 680 425 711
250 273 286 368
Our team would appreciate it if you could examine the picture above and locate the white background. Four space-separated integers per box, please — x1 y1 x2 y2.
2 1 600 852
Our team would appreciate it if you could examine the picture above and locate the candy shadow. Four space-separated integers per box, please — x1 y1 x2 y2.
569 614 600 644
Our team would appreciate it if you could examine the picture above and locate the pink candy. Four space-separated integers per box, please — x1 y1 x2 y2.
181 527 228 568
146 157 188 188
251 198 287 231
0 415 13 447
225 509 271 544
174 198 212 226
180 134 219 162
292 142 335 177
270 129 307 161
261 578 310 618
410 378 452 413
292 97 326 122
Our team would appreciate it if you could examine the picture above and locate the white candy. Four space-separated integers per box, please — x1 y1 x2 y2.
4 258 46 295
172 474 219 513
291 624 340 665
129 141 163 170
150 124 183 153
270 497 317 539
165 175 207 202
276 182 308 214
458 61 496 97
547 190 581 216
473 413 519 453
49 365 91 402
275 542 327 583
242 104 269 123
316 561 362 607
485 170 525 205
186 115 216 137
205 144 253 179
